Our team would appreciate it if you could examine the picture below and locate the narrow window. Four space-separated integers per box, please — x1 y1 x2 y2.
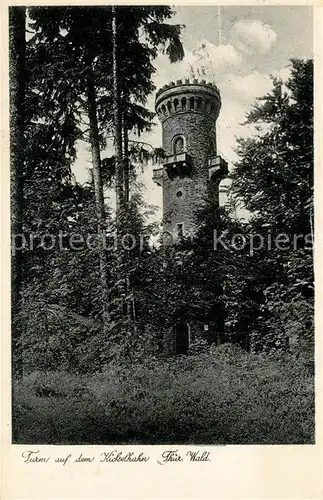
177 223 184 239
173 136 185 154
181 97 187 111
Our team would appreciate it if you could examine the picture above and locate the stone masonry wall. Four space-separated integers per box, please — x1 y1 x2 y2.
162 111 217 237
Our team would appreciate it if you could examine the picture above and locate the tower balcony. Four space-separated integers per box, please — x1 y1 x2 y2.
163 152 192 178
208 156 228 182
152 167 164 187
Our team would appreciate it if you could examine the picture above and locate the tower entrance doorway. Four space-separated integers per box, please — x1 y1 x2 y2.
175 323 189 355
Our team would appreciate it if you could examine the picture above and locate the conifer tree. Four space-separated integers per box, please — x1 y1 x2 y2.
231 59 314 351
10 6 26 379
24 6 184 336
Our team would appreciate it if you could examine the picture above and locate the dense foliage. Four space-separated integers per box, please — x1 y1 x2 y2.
230 59 314 355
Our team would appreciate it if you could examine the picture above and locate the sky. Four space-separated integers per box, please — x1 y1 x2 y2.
71 6 313 219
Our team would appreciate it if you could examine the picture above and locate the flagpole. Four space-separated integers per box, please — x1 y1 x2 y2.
217 6 222 45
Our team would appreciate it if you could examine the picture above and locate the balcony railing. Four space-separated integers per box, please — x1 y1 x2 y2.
163 152 192 178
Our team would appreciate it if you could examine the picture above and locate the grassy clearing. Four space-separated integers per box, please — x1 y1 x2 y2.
13 344 314 444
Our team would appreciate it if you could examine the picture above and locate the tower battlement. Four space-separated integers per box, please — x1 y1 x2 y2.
156 78 220 97
155 79 221 123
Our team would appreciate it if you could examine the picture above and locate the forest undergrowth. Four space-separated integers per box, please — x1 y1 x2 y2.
13 344 314 445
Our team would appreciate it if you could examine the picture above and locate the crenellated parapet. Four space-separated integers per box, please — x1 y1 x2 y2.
155 78 221 122
155 78 220 98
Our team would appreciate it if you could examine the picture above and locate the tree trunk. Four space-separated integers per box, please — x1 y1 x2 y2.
112 6 124 217
112 6 129 323
9 7 25 380
121 115 136 328
122 112 130 204
86 62 110 334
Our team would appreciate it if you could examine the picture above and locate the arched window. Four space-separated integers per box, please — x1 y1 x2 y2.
209 130 217 155
173 135 185 154
189 97 195 110
173 98 179 112
197 97 203 111
181 97 187 111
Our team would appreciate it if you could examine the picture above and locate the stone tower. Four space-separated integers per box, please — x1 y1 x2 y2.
153 79 228 355
153 78 228 243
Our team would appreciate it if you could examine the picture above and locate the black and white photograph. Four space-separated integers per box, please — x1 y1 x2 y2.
9 4 314 447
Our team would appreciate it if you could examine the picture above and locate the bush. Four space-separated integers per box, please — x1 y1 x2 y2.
13 345 314 444
188 337 209 355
